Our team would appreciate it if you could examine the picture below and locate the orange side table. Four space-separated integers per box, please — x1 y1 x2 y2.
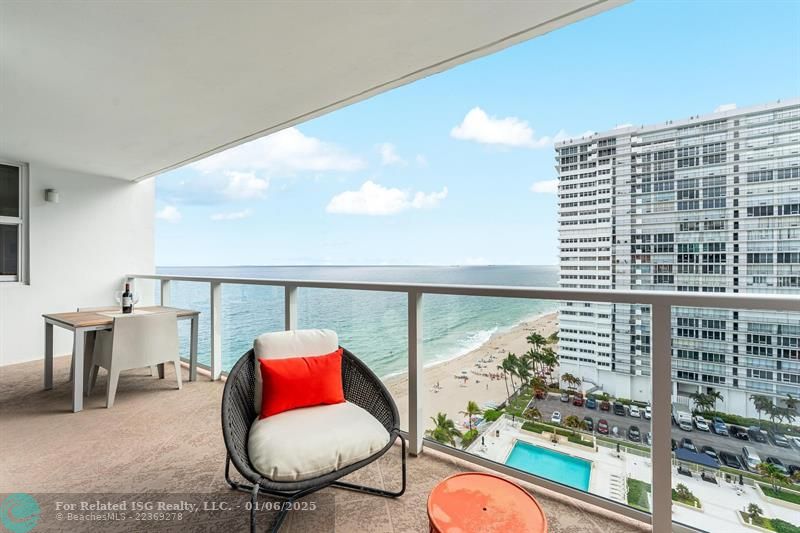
427 472 547 533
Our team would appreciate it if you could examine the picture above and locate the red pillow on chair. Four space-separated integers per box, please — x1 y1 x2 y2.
258 348 345 418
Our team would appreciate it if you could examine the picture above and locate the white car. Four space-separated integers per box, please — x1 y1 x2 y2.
693 415 710 431
551 411 562 424
644 405 652 420
628 405 641 418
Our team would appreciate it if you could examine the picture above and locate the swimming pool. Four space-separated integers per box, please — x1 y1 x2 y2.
504 441 591 491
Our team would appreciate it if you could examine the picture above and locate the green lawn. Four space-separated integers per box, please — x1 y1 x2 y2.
738 512 800 533
505 387 534 418
760 484 800 505
626 479 650 511
671 489 701 508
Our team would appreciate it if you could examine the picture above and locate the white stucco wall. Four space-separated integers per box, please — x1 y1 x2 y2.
0 163 155 365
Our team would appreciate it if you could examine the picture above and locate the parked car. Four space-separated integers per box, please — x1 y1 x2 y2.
719 451 745 470
572 396 584 407
711 417 729 436
600 401 611 411
551 411 562 424
613 403 626 416
790 436 800 451
644 432 652 446
701 446 720 464
560 392 570 403
627 425 641 442
583 416 594 432
693 415 710 432
788 464 800 479
627 405 640 418
747 427 768 443
765 457 788 474
742 446 762 471
586 397 597 409
730 426 750 440
769 432 791 448
597 419 609 435
680 438 697 453
534 389 547 400
644 405 652 420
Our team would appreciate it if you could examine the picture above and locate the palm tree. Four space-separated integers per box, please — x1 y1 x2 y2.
690 392 713 414
564 415 582 434
757 462 788 493
540 346 558 378
426 412 462 446
562 372 578 392
530 375 546 398
460 400 483 431
706 390 723 411
524 406 541 421
497 363 511 406
501 355 518 394
547 331 559 345
516 365 532 389
746 503 763 524
750 394 773 427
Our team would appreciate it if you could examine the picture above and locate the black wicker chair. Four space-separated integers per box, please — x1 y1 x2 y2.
221 347 406 532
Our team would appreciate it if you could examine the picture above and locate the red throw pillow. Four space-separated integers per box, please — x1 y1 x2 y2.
259 348 345 418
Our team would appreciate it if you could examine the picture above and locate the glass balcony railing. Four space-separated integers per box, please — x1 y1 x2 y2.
130 272 799 533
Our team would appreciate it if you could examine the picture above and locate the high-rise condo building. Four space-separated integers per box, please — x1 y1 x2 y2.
556 99 800 417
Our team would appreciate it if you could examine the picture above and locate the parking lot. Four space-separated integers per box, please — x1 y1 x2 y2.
535 394 800 471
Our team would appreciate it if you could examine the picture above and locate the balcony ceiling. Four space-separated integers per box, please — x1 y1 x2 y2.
0 0 623 181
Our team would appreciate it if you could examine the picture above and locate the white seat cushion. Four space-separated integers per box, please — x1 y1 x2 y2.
248 401 390 482
253 329 339 412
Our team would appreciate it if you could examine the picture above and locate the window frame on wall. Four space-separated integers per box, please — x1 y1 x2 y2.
0 161 30 284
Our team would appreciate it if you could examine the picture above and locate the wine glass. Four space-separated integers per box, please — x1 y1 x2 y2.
114 290 141 308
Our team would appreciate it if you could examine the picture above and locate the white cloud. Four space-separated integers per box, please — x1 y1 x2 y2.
326 180 448 215
222 171 269 200
530 179 559 194
155 205 181 222
211 208 253 221
715 103 737 113
415 154 428 167
411 187 448 209
192 127 366 175
451 107 556 148
378 143 406 166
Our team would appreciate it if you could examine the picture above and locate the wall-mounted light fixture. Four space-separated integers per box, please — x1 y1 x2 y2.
45 189 59 203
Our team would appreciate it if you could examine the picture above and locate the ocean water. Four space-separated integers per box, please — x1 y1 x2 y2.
154 265 558 378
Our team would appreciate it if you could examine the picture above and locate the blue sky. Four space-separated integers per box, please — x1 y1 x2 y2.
155 0 800 267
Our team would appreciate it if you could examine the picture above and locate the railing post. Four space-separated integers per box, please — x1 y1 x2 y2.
651 302 672 533
210 282 222 380
408 290 424 456
160 279 171 307
285 285 297 331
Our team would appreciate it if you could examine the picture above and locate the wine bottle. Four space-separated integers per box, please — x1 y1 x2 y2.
122 283 133 314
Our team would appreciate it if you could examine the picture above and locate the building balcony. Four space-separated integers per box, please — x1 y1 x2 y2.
2 353 647 533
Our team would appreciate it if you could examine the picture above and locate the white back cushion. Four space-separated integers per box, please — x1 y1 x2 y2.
252 329 339 412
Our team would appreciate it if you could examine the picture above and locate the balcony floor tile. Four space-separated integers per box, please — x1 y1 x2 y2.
2 356 649 532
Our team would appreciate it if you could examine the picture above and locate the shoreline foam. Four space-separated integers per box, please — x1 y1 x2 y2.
385 310 559 431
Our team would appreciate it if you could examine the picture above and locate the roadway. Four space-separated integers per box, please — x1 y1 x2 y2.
534 394 800 470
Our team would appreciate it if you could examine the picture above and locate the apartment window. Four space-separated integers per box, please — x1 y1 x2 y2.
0 163 28 283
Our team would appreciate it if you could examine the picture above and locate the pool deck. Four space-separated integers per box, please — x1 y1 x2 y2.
467 416 632 502
471 415 800 532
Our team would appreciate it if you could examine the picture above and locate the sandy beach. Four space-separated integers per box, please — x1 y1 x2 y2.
385 311 558 431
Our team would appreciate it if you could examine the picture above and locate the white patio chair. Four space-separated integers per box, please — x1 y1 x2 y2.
88 311 181 408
